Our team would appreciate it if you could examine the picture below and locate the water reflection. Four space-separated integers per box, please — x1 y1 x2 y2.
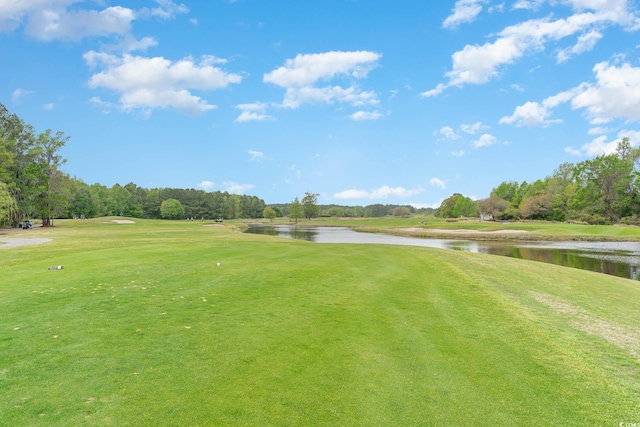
246 225 640 281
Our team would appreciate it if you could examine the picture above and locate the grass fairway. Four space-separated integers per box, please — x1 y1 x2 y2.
2 218 640 426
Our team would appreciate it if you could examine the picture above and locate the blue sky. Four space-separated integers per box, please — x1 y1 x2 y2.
2 0 640 207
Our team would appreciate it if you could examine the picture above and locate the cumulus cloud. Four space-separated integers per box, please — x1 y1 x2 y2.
557 30 603 63
443 0 486 29
430 178 446 189
223 181 254 194
460 121 488 134
349 110 383 121
138 0 188 20
198 180 215 190
235 103 274 123
423 1 639 96
565 130 640 156
472 133 497 148
571 61 640 123
84 52 242 115
501 60 640 127
264 51 381 109
438 126 460 140
0 0 187 41
334 185 424 200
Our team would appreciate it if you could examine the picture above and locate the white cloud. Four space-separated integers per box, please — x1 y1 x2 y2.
579 135 620 156
423 1 639 96
264 51 380 87
443 0 486 29
557 30 602 63
264 51 381 109
349 110 383 121
502 60 640 127
84 52 242 115
235 103 274 123
27 5 135 41
451 150 466 156
438 126 460 140
513 0 545 10
430 178 446 189
571 61 640 123
279 86 378 109
248 150 266 161
198 180 215 190
223 181 254 194
460 121 488 134
565 146 583 156
472 133 497 148
618 129 640 144
12 88 34 102
0 0 187 42
565 131 640 157
43 103 54 110
334 185 424 200
499 101 556 126
588 126 611 135
139 0 188 20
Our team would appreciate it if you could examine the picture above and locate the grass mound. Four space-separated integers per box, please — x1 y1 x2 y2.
1 218 639 425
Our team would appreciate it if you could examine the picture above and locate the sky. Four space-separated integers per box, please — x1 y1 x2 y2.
1 0 640 208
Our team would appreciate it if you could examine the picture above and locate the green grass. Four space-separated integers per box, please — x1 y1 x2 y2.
264 216 640 240
1 218 640 425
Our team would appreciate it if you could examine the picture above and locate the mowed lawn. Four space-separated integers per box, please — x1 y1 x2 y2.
1 218 640 426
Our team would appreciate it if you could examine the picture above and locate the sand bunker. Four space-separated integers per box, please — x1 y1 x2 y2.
399 227 528 234
0 238 52 249
105 220 136 224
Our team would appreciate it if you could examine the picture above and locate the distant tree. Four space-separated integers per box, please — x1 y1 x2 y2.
393 206 411 217
492 181 519 202
519 191 553 219
302 192 320 220
325 206 343 217
439 193 475 218
569 138 637 224
263 206 276 222
0 182 17 225
160 198 185 219
477 194 509 219
289 197 303 223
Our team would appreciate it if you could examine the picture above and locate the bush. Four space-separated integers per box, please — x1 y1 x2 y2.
621 215 640 226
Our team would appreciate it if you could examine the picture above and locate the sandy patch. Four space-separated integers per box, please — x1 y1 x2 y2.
104 220 135 224
399 227 528 234
0 238 52 249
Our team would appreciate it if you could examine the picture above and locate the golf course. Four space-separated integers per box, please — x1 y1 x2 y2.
2 218 640 426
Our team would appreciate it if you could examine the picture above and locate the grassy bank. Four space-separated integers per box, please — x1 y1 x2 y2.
254 216 640 241
1 218 639 425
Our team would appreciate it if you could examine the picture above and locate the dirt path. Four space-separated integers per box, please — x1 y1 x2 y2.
0 238 52 249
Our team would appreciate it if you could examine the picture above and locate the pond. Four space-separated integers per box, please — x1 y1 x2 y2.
246 225 640 281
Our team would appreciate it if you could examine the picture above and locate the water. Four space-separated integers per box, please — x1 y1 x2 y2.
246 225 640 281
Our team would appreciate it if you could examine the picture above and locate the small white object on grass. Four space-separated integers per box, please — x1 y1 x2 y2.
216 262 221 266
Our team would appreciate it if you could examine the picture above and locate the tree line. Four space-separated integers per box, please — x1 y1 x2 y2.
439 138 640 225
0 104 265 226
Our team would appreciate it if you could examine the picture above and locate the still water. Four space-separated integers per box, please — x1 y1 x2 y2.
246 225 640 281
